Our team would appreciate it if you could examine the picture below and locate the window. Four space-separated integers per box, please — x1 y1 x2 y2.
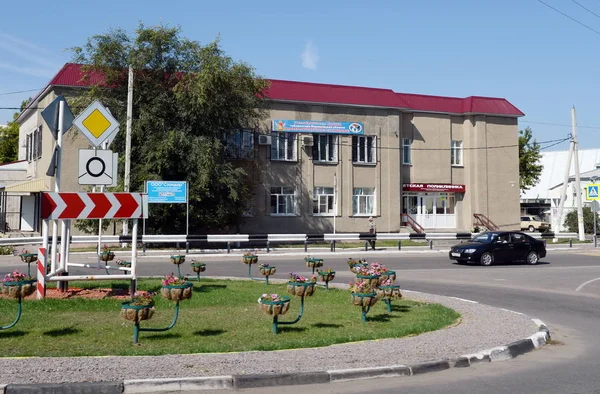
313 187 335 215
352 135 376 164
26 133 34 162
225 129 254 159
271 132 297 161
451 140 463 166
353 187 375 215
33 127 42 160
270 186 296 215
312 134 338 162
402 138 411 165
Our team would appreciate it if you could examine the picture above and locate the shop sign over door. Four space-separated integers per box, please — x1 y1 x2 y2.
402 183 466 193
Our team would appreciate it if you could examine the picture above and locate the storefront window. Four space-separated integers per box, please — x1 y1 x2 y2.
446 194 455 214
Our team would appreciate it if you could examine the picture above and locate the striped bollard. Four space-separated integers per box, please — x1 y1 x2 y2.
37 247 46 299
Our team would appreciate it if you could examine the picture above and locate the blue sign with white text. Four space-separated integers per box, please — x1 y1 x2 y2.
146 181 187 204
272 120 364 135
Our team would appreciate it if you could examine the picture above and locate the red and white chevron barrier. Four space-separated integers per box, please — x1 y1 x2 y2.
41 192 147 220
37 247 46 299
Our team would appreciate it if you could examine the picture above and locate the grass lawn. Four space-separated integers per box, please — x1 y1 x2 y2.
0 279 459 357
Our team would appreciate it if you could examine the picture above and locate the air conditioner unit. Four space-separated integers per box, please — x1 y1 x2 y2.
258 134 272 145
302 135 314 147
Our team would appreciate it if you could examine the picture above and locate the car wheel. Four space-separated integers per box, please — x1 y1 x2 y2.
526 251 539 265
528 225 535 232
480 252 493 266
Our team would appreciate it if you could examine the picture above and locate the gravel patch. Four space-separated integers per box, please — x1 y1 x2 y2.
0 290 538 385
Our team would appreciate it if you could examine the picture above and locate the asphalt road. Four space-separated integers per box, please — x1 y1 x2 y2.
2 246 600 393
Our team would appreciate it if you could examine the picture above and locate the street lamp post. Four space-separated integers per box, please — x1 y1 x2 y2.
592 176 598 248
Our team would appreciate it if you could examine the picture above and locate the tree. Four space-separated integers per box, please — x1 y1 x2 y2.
71 23 268 234
564 207 597 234
519 127 543 192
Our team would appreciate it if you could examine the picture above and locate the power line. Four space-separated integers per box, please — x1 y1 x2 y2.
0 89 40 96
521 120 600 129
571 0 600 20
536 0 600 36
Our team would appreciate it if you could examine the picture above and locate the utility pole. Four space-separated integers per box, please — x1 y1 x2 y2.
123 65 133 245
555 134 574 237
333 172 337 234
572 107 585 241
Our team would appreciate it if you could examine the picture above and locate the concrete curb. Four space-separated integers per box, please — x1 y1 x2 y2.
0 318 551 393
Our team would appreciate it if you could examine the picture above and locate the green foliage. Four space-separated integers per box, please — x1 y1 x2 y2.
519 127 543 192
564 207 598 234
0 245 14 255
70 23 268 234
0 119 20 164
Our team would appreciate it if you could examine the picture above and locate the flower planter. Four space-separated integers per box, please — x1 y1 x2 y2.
376 285 402 300
318 272 335 282
160 282 193 302
191 263 206 273
1 280 36 299
242 255 258 265
349 264 368 274
305 258 323 269
19 253 37 264
100 252 115 262
117 261 132 268
170 255 185 265
380 271 396 282
351 292 378 307
287 282 316 297
259 297 291 316
120 301 155 323
259 267 276 276
356 274 381 288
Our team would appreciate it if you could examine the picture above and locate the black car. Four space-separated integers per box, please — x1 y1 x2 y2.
448 231 546 266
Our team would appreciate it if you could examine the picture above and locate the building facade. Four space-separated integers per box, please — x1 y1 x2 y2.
4 63 524 234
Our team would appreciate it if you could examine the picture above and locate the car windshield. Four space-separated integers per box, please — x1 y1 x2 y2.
472 233 497 243
532 216 542 221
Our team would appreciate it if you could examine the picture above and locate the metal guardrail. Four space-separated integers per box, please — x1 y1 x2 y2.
0 231 581 250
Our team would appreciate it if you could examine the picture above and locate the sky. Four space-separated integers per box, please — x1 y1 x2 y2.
1 0 599 151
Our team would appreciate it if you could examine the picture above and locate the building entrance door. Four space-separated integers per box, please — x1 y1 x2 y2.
410 193 456 229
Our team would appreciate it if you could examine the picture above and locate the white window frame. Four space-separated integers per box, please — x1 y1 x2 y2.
402 138 411 165
271 132 297 161
313 134 338 163
25 133 33 163
270 186 296 216
451 140 463 166
352 135 376 164
352 187 375 216
313 187 335 216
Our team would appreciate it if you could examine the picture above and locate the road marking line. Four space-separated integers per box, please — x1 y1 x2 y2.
575 277 600 292
451 297 478 304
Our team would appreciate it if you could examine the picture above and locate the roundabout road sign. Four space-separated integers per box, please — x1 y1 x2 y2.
78 149 115 185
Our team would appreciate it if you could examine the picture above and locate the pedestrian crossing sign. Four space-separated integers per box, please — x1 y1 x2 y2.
587 184 600 200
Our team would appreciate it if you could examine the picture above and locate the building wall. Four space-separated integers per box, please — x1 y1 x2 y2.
240 102 402 234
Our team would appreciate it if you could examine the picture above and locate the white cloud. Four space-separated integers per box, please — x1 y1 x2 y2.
0 63 55 78
0 32 61 78
301 41 319 70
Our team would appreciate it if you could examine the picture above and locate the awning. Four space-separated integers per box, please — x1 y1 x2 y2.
4 177 49 193
402 183 466 193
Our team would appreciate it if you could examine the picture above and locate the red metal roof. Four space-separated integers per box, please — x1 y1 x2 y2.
38 63 525 117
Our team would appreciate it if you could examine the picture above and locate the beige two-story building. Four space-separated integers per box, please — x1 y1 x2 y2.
4 63 524 234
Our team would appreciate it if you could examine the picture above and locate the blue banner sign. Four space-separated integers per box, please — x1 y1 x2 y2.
146 181 187 204
272 120 364 135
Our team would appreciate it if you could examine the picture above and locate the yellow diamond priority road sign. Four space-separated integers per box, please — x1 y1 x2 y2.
73 101 119 147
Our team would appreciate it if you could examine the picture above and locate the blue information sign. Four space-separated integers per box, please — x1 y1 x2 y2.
146 181 187 204
272 120 364 135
